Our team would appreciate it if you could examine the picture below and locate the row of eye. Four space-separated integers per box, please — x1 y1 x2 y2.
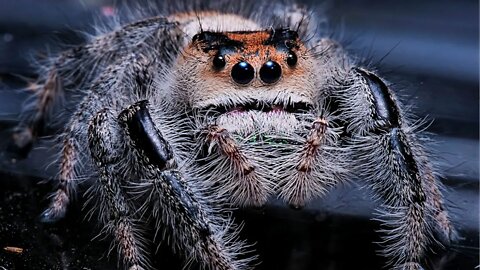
212 50 298 85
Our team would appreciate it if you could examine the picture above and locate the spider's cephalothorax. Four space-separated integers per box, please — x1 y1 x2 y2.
15 2 455 270
171 23 344 209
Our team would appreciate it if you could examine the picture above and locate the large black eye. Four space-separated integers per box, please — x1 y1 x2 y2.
212 54 226 69
259 61 282 84
286 50 298 67
231 61 254 85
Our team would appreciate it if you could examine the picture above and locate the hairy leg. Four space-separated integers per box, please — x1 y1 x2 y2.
88 108 149 269
40 136 78 222
118 101 250 270
41 47 161 222
14 17 181 150
336 67 455 269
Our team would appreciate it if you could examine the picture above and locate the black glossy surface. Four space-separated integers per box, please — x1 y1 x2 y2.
125 101 174 170
231 61 255 85
259 61 282 84
213 54 227 70
0 1 478 270
286 51 297 67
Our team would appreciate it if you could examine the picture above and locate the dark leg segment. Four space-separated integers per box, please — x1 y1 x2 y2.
371 128 428 270
423 172 457 245
337 68 455 270
88 108 148 269
118 101 248 270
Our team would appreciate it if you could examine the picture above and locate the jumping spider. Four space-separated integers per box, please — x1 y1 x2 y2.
14 1 455 270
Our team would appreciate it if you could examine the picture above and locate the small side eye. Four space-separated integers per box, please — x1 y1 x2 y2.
286 51 298 67
213 54 226 69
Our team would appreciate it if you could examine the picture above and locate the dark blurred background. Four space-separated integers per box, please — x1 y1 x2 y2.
0 0 478 269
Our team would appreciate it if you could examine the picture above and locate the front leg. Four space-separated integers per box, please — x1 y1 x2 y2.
88 108 149 269
118 101 250 270
337 68 455 269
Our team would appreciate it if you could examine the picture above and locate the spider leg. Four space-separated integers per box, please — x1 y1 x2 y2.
88 108 149 270
40 97 104 222
118 101 249 270
13 17 180 151
423 170 457 245
337 67 455 269
199 125 272 207
40 136 78 222
40 55 150 222
40 26 181 221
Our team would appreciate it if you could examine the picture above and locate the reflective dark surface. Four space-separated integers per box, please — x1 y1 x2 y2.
231 61 255 85
259 61 282 84
0 0 478 269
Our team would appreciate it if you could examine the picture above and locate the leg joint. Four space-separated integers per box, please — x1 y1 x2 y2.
118 100 175 170
354 67 402 130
